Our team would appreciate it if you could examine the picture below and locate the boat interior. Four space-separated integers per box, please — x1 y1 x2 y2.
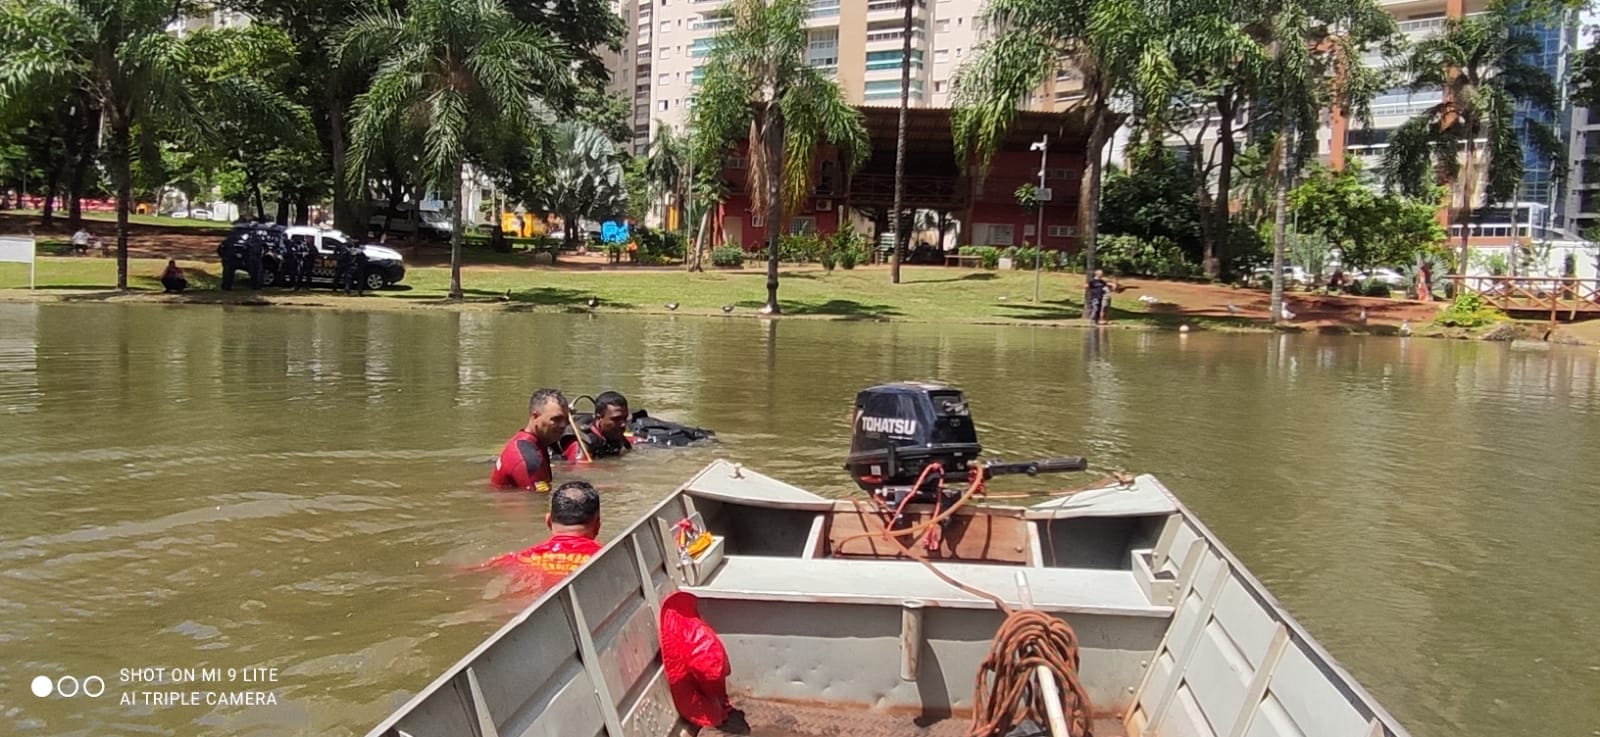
367 460 1409 737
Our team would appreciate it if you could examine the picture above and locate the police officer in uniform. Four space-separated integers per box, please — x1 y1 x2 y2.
343 242 368 295
217 225 249 291
244 227 266 289
293 236 316 291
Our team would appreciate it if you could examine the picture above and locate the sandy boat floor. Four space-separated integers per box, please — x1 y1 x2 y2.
700 698 1127 737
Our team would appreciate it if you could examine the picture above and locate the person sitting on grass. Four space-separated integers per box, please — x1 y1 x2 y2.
160 260 187 294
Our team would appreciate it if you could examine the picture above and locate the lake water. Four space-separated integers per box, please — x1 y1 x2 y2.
0 303 1596 737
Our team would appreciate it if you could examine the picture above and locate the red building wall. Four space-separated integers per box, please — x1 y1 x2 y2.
712 144 1085 252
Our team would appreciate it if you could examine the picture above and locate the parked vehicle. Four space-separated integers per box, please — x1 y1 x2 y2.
1349 267 1407 288
369 203 451 242
217 223 406 291
1251 264 1310 287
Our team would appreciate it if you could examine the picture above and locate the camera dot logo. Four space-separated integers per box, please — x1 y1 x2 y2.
31 675 53 698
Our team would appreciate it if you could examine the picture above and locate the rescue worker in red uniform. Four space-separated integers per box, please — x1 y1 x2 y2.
559 391 634 462
490 388 571 492
660 590 745 731
482 481 602 590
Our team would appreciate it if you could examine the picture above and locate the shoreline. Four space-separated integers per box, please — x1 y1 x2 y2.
3 286 1592 346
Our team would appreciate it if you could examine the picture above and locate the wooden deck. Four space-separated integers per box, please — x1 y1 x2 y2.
1451 275 1600 320
700 697 1127 737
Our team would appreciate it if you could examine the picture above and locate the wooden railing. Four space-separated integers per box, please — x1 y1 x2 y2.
1450 275 1600 320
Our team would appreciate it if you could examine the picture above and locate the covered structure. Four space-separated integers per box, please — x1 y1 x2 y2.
711 106 1096 256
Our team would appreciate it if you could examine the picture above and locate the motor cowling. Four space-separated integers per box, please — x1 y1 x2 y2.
844 383 982 493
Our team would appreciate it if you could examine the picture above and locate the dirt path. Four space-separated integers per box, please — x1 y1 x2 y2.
1110 277 1443 331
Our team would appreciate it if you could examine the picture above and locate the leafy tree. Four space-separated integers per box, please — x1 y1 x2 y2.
522 122 627 253
645 123 688 235
1383 2 1563 276
1098 146 1205 262
0 0 212 289
1289 162 1444 270
339 0 573 299
687 0 868 313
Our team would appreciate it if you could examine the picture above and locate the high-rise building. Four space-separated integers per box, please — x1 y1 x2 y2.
607 0 1077 154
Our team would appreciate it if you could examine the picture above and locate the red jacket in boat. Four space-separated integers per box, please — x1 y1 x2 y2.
659 591 732 727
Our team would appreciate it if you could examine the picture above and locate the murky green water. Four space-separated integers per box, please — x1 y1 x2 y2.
1 303 1597 737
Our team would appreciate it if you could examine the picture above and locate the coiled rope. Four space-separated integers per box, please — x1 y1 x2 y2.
838 464 1098 737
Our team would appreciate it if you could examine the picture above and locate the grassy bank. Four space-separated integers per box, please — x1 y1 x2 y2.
1 209 234 231
1 254 1578 343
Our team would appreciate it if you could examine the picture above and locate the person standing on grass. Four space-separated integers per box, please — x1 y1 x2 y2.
1087 269 1117 325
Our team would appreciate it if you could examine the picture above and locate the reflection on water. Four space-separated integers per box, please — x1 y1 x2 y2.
0 303 1597 737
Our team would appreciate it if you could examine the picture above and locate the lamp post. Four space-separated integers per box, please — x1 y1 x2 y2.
1030 135 1048 302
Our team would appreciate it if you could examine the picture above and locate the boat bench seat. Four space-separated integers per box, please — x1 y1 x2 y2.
687 555 1172 618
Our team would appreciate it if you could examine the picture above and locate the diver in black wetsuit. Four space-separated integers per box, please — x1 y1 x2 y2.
559 391 633 462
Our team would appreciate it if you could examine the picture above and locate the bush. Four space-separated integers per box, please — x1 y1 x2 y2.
959 245 1002 269
820 250 837 271
1361 279 1391 298
1434 293 1504 328
1099 234 1199 278
778 233 825 263
838 248 860 269
711 246 744 268
632 227 686 265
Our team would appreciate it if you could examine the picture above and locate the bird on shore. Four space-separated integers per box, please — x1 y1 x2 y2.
1225 303 1243 315
721 304 734 313
1281 305 1296 321
1359 307 1369 324
665 302 679 311
586 296 599 308
1399 319 1412 336
1138 294 1159 305
500 289 512 302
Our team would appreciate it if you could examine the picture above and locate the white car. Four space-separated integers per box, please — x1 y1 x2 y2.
267 226 407 290
1252 265 1310 286
1350 267 1406 287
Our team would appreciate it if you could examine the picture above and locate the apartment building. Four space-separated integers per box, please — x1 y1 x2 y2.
608 0 1079 154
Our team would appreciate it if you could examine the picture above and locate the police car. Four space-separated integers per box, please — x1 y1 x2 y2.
220 224 406 291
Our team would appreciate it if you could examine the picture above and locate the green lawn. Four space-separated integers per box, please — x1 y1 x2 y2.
0 255 1238 328
1 209 233 230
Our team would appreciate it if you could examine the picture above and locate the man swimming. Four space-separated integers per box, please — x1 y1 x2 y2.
559 391 634 462
482 481 603 588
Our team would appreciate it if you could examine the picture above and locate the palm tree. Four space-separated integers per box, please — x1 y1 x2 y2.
644 122 691 255
0 0 204 290
1383 2 1562 277
339 0 571 300
688 0 869 314
527 122 628 254
889 0 919 284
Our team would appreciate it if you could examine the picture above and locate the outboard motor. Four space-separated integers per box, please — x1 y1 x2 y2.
844 382 1089 532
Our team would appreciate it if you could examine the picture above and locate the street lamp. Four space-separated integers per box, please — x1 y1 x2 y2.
1029 135 1049 302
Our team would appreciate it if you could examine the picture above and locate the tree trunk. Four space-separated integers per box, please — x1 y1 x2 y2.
40 158 62 225
449 166 465 299
1078 104 1109 315
275 197 290 225
251 178 267 221
329 97 362 233
1457 129 1477 277
1270 120 1292 325
1206 88 1237 280
109 116 133 290
295 196 310 226
66 105 98 228
763 111 786 314
889 0 914 284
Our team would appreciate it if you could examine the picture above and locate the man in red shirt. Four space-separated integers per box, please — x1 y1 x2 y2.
490 388 571 492
484 481 603 588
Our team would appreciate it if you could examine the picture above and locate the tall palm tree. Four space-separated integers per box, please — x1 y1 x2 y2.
1383 2 1562 277
689 0 869 314
339 0 571 300
644 122 690 247
951 0 1253 305
889 0 919 284
0 0 204 290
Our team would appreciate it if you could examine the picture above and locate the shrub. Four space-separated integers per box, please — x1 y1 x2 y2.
838 248 860 269
820 250 837 271
959 245 1002 269
1361 279 1391 298
778 233 826 263
1099 234 1197 278
711 246 744 268
1434 293 1504 328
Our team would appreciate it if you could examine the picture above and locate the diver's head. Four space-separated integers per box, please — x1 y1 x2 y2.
592 391 630 442
526 388 571 446
547 480 601 539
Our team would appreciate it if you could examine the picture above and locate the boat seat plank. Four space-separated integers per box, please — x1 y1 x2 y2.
687 555 1170 617
1026 474 1178 520
684 460 834 510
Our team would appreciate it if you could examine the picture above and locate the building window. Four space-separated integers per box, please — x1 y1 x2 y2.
935 49 949 63
936 19 950 32
660 20 670 32
934 80 946 92
1024 224 1036 237
977 224 1014 246
752 213 766 227
659 46 672 59
789 217 816 235
658 73 670 86
724 155 748 169
658 100 669 111
1048 225 1078 237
